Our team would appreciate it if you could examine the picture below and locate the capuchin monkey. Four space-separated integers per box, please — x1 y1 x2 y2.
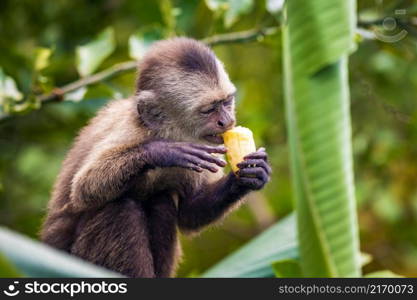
41 37 272 278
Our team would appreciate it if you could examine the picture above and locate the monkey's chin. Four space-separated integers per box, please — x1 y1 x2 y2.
203 134 224 145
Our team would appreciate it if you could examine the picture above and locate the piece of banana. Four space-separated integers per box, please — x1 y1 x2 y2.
222 126 256 173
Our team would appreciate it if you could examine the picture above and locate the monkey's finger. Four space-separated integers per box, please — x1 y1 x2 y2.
191 144 227 154
181 162 204 173
244 150 268 161
238 167 269 182
183 154 219 173
184 148 227 167
237 159 272 175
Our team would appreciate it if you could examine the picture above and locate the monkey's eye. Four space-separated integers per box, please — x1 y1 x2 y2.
223 99 233 107
201 107 216 115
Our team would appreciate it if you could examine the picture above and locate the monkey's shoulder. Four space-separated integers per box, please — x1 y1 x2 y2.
56 98 144 186
72 98 147 153
86 98 143 138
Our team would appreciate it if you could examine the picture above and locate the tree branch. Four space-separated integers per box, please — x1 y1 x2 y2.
0 27 279 123
202 27 278 46
38 60 137 104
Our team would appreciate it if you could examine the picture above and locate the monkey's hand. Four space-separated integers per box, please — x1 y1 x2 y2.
142 140 227 173
234 147 271 190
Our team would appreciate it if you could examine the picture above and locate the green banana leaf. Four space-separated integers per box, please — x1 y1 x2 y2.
282 0 361 277
272 259 302 278
0 253 21 277
202 214 298 278
365 270 403 278
0 227 121 277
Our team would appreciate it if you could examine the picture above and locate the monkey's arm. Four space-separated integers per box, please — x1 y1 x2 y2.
70 144 148 211
70 140 226 211
178 148 271 231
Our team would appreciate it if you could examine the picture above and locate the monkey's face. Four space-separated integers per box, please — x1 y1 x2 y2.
195 93 236 145
171 59 237 145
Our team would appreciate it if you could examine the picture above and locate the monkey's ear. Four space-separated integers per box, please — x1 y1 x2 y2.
136 90 165 130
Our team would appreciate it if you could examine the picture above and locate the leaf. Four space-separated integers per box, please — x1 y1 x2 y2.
0 68 23 106
76 27 115 77
205 0 254 28
64 87 87 102
365 270 403 278
205 0 228 11
34 47 53 71
202 214 298 278
0 227 122 277
283 0 361 277
360 252 372 267
0 253 21 277
129 27 164 60
266 0 284 15
159 0 177 35
272 259 302 278
224 0 253 27
284 0 357 76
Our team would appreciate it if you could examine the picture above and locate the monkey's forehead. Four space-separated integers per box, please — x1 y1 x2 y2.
138 38 225 89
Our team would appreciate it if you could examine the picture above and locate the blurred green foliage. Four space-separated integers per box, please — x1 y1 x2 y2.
0 0 417 277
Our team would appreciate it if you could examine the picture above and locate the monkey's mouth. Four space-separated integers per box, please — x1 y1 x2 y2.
203 134 224 144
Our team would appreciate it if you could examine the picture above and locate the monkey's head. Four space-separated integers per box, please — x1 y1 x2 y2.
136 37 236 145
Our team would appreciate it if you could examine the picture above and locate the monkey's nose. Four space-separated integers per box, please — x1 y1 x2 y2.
217 119 234 130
